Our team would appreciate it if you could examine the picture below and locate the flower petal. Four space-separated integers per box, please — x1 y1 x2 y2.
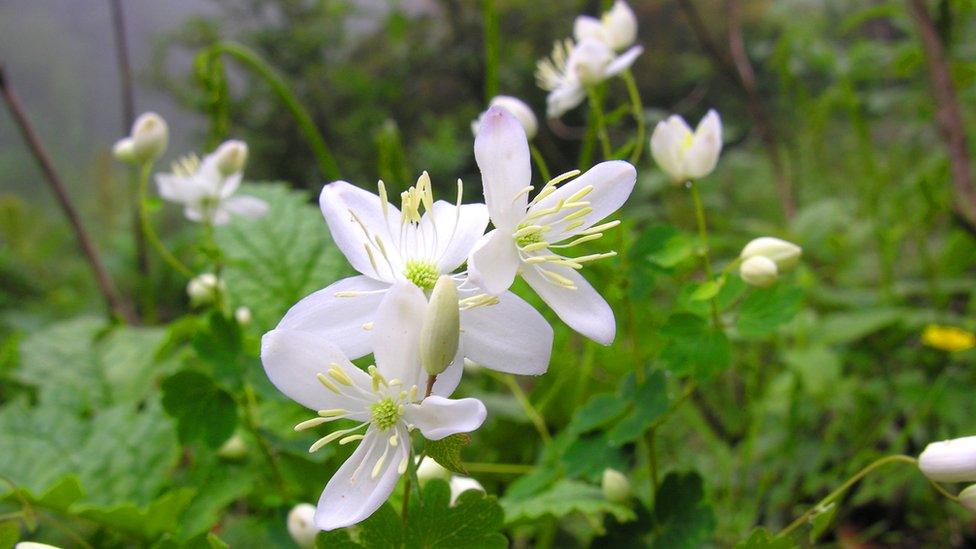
474 106 531 230
466 230 520 296
429 201 490 272
684 109 722 179
573 15 605 42
156 173 207 204
530 160 636 241
605 45 643 77
459 290 553 375
547 81 587 119
260 328 371 411
314 427 408 531
320 181 402 282
276 276 389 360
372 282 426 388
402 396 487 441
522 264 615 345
223 195 269 219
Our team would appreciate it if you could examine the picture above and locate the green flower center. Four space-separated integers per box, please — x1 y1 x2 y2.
515 231 544 248
404 260 438 290
370 398 401 430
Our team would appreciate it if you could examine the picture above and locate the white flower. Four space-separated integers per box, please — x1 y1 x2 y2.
186 273 224 306
650 110 723 183
740 237 802 271
15 544 62 549
114 112 168 164
919 436 976 483
739 256 778 288
234 306 252 326
467 107 636 344
448 476 485 506
416 456 451 485
155 140 268 226
960 484 976 513
472 95 538 140
213 139 248 176
262 283 488 530
536 38 643 118
287 503 319 548
574 0 638 52
601 468 632 503
273 171 553 377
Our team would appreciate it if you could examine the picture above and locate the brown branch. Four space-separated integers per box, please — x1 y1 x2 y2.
0 63 136 324
907 0 976 226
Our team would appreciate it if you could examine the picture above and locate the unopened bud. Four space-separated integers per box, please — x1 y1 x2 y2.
473 96 538 139
740 255 778 288
449 476 485 506
217 433 248 460
416 456 451 486
287 503 319 549
214 140 248 176
130 112 168 163
186 273 224 306
601 468 632 503
234 306 252 326
420 276 459 376
959 484 976 513
16 543 62 549
602 1 638 51
919 436 976 483
571 39 614 86
112 137 137 163
740 237 802 271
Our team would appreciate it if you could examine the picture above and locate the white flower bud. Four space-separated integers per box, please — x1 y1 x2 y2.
959 484 976 513
601 468 632 503
740 256 778 288
112 137 137 163
449 476 485 506
650 110 723 183
16 543 62 549
420 276 460 376
287 503 319 549
473 96 538 140
416 456 451 486
186 273 223 306
130 112 168 163
919 436 976 483
570 39 614 86
740 237 802 271
234 306 252 326
602 1 638 51
214 140 248 176
216 433 248 460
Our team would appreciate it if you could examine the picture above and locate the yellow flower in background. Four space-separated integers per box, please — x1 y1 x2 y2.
922 325 976 352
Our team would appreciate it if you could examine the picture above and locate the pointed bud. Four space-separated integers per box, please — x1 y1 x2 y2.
601 468 632 503
112 137 137 163
214 139 248 176
740 237 802 271
186 273 224 306
449 476 485 506
416 456 451 485
234 306 252 326
420 276 460 376
216 433 248 460
16 544 62 549
918 436 976 483
959 484 976 513
602 1 638 51
287 503 319 549
740 256 778 288
130 112 168 163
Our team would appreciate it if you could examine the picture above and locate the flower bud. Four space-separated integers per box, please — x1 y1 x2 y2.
602 1 638 51
740 237 802 271
740 255 778 288
473 96 538 140
449 476 485 506
186 273 223 306
570 39 614 86
918 436 976 483
234 306 252 326
130 112 168 163
420 275 459 376
16 543 62 549
216 433 248 460
650 110 722 183
416 456 451 486
214 140 248 176
112 137 137 163
287 503 319 549
601 468 632 503
959 484 976 513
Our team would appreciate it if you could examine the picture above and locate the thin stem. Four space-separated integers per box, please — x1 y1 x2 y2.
464 462 534 475
0 64 136 324
136 163 195 279
622 70 645 164
203 43 341 180
530 144 552 183
777 455 918 539
490 372 552 444
647 429 659 489
401 475 411 523
688 182 722 329
586 86 612 160
242 382 289 500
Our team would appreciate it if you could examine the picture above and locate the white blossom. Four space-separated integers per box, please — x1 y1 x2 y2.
186 273 224 306
574 0 638 52
472 96 538 139
650 110 723 183
740 237 802 271
919 436 976 483
739 256 778 288
601 468 632 503
114 112 168 164
287 503 319 548
536 38 643 118
959 484 976 513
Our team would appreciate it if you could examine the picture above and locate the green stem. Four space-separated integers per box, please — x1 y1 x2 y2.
491 372 552 444
137 163 195 279
622 70 645 164
647 429 659 489
481 0 499 101
464 462 535 475
203 42 341 180
688 182 721 329
242 382 289 500
530 143 552 183
587 86 612 160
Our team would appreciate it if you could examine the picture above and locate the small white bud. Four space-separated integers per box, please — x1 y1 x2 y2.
959 484 976 513
186 273 224 306
416 456 451 486
570 39 614 86
130 112 168 163
287 503 319 549
112 137 137 163
740 237 802 271
216 433 248 460
602 1 638 51
234 306 252 326
214 140 249 176
448 476 485 506
473 96 538 140
740 256 778 288
601 468 632 503
16 543 63 549
420 276 460 376
650 110 723 183
918 436 976 483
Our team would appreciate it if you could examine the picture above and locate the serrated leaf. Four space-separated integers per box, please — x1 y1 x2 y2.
651 472 715 549
608 371 668 445
660 314 731 379
736 285 803 337
562 432 628 481
736 527 797 549
424 433 471 475
161 370 238 449
570 393 629 434
501 479 635 525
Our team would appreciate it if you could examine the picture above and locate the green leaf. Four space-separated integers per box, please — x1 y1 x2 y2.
660 314 731 379
736 527 797 549
501 479 635 525
424 433 471 475
562 432 628 481
569 393 630 434
161 370 238 449
782 347 841 397
690 278 724 301
357 504 403 549
736 285 804 337
317 529 362 548
650 472 715 549
607 371 669 446
813 308 904 345
808 501 838 542
77 488 196 539
0 521 19 549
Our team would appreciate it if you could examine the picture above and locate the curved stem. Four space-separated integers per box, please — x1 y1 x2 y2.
204 42 341 180
530 143 552 183
586 86 612 160
688 182 721 329
622 70 645 164
137 163 195 279
491 372 551 444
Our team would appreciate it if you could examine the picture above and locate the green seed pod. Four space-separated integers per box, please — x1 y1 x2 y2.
420 275 460 376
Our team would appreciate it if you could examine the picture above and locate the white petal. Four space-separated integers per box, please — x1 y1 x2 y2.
547 82 587 119
371 282 426 389
650 115 691 182
459 290 553 375
184 204 207 224
466 230 520 296
314 427 408 531
430 348 464 397
605 45 643 78
474 106 531 230
402 396 487 440
684 109 723 180
156 173 206 204
217 172 243 199
260 328 371 411
223 195 269 219
573 15 605 43
529 160 636 240
429 201 490 273
276 276 389 360
320 181 402 282
522 264 615 345
604 1 638 51
209 207 232 226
